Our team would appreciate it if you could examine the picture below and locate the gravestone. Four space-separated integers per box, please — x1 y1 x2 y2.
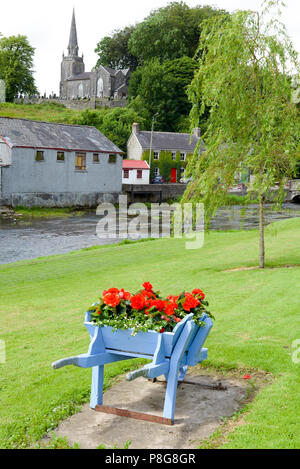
0 80 5 103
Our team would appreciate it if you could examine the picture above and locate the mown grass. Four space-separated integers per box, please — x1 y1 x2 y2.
0 218 300 448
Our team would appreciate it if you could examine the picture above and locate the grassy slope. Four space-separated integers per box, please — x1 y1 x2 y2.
0 102 80 124
0 218 300 448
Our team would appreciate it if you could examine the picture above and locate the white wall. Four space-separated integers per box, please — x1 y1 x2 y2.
127 133 143 160
122 169 150 185
0 142 12 166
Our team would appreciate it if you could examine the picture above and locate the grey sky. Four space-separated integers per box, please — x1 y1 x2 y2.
1 0 299 95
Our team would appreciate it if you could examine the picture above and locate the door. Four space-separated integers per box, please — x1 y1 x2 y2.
171 168 177 184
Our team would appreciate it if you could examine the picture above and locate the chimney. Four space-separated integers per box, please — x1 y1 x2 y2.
193 127 201 138
132 123 140 135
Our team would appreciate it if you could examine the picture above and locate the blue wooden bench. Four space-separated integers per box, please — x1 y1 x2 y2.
52 311 213 425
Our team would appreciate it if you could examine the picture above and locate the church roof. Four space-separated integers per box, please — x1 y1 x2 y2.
66 72 91 81
0 117 123 154
134 131 202 152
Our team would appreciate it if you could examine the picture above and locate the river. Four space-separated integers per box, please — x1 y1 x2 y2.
0 203 299 265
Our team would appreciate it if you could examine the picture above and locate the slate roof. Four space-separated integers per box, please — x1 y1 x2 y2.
0 117 123 153
123 160 150 170
135 131 201 152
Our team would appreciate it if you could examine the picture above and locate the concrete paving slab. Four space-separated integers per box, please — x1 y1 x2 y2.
46 373 247 449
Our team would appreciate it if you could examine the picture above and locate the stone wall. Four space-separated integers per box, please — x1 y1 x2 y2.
14 97 128 110
122 183 186 203
1 191 119 208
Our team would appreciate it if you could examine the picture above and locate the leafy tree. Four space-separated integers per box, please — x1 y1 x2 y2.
128 1 225 64
183 1 300 269
73 107 145 153
95 26 138 71
0 35 38 102
128 56 198 132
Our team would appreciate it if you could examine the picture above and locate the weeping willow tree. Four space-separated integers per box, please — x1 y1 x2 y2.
183 0 300 268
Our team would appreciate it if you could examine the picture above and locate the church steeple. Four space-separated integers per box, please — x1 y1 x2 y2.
68 8 79 57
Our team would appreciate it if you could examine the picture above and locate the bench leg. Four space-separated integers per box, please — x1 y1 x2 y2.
90 365 104 409
162 366 179 422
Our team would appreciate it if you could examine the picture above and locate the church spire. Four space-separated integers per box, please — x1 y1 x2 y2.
68 8 79 57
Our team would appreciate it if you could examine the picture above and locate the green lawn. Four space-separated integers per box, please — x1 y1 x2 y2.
0 218 300 448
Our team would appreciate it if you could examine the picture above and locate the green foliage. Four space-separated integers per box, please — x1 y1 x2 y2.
128 1 225 64
73 107 145 153
142 150 191 182
95 26 138 71
184 0 300 265
0 35 38 102
129 57 198 132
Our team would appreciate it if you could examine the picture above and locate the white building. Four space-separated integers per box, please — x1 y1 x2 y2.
122 160 150 185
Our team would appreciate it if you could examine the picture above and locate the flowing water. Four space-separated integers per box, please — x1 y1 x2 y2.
0 203 299 265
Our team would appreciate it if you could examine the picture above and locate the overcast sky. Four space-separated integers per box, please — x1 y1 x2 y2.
1 0 299 95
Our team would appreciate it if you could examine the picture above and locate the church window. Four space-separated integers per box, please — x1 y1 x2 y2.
97 78 104 98
35 151 44 162
78 83 84 98
75 152 86 171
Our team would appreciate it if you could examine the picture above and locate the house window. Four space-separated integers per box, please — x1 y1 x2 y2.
154 167 160 177
57 151 65 162
180 153 186 162
75 152 86 171
124 169 129 179
153 152 159 161
172 152 176 161
35 151 44 162
181 167 185 175
93 153 99 163
137 170 143 179
109 154 117 164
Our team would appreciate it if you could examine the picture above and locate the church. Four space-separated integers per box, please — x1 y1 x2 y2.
60 10 130 100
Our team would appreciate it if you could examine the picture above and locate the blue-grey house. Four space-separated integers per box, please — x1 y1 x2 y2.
0 117 123 207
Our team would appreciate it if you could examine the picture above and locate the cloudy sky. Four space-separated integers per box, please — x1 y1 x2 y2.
1 0 299 95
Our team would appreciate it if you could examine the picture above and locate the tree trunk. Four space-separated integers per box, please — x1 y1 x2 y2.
259 195 265 269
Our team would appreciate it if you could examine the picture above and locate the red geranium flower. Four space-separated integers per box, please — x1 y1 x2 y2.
243 375 251 380
103 288 120 297
192 289 206 300
160 328 165 334
153 299 166 312
103 292 120 308
141 290 155 299
183 293 200 312
119 289 131 301
131 294 147 311
143 282 153 292
164 303 177 316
